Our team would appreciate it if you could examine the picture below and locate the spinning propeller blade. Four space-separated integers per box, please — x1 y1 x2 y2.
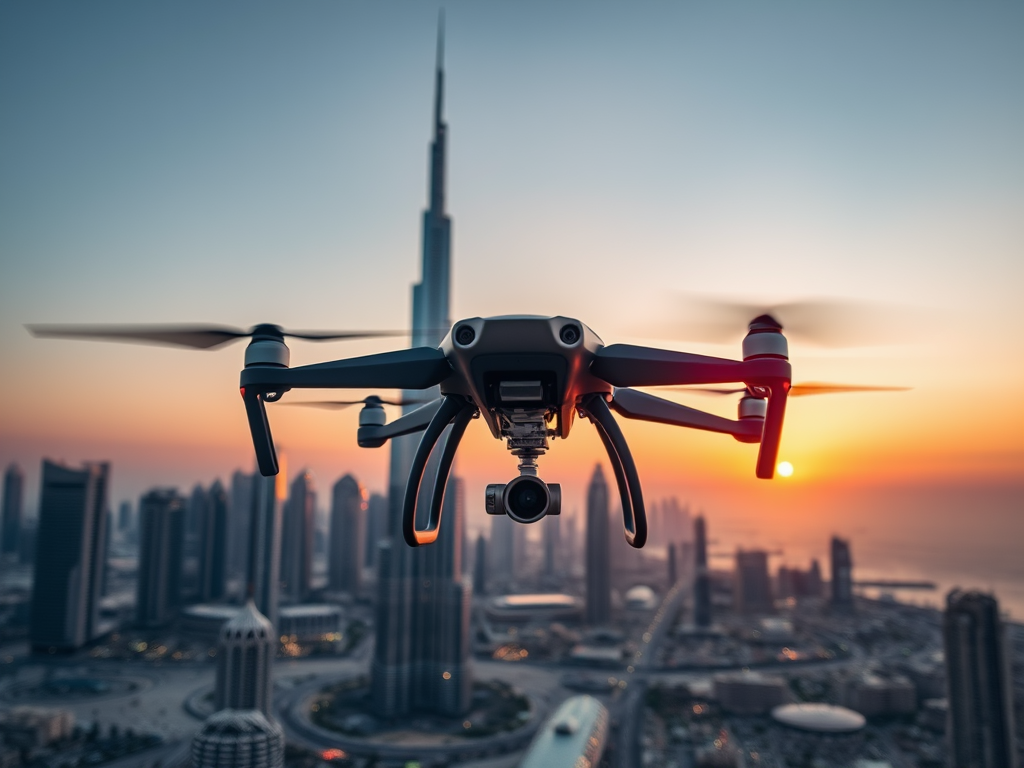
26 323 411 350
668 383 910 397
643 294 928 348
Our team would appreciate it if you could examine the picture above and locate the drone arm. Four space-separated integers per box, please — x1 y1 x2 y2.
357 399 444 448
242 389 279 476
610 388 762 442
581 394 648 549
239 346 451 392
591 344 787 387
401 396 472 547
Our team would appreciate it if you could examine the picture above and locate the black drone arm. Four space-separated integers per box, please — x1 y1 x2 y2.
402 396 476 547
581 393 648 549
610 388 762 441
240 347 452 476
357 399 444 448
592 344 790 479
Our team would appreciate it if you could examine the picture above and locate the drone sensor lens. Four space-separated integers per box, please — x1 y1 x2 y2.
455 326 476 345
559 324 581 344
504 476 550 523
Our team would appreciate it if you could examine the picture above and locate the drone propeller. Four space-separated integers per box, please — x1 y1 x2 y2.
644 294 927 348
276 395 433 410
25 323 412 350
668 382 910 397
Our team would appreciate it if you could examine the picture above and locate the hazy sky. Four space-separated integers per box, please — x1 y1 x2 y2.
1 3 1022 582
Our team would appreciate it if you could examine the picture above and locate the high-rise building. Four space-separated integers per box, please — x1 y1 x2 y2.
117 500 132 534
667 543 678 585
29 460 109 652
136 489 185 627
831 536 854 608
585 464 611 626
249 463 285 630
229 469 255 585
191 709 283 768
943 590 1019 768
473 533 487 595
215 600 275 715
489 514 516 587
198 481 229 602
280 470 315 602
543 513 561 579
734 549 773 614
364 492 387 570
328 475 366 595
2 463 24 556
693 515 711 628
371 24 472 717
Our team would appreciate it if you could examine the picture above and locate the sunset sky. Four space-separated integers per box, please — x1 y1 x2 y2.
1 2 1021 608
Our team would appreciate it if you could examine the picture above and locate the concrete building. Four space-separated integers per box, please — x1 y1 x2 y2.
714 670 789 715
328 474 366 595
0 706 74 749
842 672 917 718
249 467 284 630
29 460 109 652
280 470 315 602
371 24 472 718
585 464 611 626
693 515 711 628
191 709 283 768
197 480 228 602
831 536 854 608
543 511 561 579
136 488 185 627
215 600 275 715
1 463 24 556
473 533 487 595
734 548 773 614
229 469 254 586
363 492 387 570
943 589 1018 768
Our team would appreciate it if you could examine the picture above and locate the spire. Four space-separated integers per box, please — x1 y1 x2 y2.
434 9 445 140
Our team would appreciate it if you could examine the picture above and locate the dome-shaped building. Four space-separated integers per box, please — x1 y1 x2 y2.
215 600 275 715
192 709 284 768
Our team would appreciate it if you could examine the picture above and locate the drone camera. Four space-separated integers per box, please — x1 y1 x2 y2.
559 323 581 345
454 325 476 345
485 476 561 523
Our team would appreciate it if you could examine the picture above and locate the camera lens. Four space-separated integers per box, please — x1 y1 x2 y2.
559 324 581 344
504 476 550 523
455 325 476 345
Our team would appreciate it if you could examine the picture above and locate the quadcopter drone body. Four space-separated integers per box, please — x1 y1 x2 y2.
237 314 792 551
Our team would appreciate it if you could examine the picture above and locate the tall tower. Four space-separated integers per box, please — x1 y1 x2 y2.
585 465 611 626
943 590 1019 768
372 16 472 718
198 480 229 602
249 458 285 630
29 460 109 652
2 463 24 556
329 474 367 595
734 549 772 614
136 488 186 627
280 470 315 602
215 600 276 715
830 536 854 609
693 515 711 628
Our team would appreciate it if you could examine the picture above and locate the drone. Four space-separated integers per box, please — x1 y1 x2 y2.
29 314 904 550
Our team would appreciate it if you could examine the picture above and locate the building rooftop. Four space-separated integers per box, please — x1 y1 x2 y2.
518 695 609 768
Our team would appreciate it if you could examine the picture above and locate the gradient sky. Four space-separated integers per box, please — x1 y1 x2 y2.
1 2 1022 606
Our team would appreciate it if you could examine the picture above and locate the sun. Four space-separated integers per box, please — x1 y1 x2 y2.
777 461 794 478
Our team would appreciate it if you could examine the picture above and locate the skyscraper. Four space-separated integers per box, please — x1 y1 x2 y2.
198 480 229 602
667 543 678 586
29 460 109 652
215 600 275 715
943 590 1019 768
489 514 516 586
136 488 185 627
364 492 387 570
249 458 285 630
585 465 611 626
734 549 773 614
192 709 283 768
831 536 854 608
473 533 487 595
693 515 711 628
328 474 366 595
543 513 561 579
230 469 255 586
371 22 472 717
2 463 24 556
280 470 315 602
